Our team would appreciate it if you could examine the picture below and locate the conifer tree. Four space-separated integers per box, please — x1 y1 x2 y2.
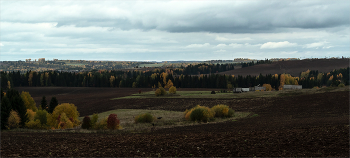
10 95 27 127
5 89 28 127
1 97 12 130
48 97 58 113
41 96 48 110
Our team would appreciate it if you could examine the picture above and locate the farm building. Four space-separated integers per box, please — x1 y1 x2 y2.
251 86 266 91
283 85 302 90
233 87 250 93
255 86 266 91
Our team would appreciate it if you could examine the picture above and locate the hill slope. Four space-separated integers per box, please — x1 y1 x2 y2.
218 59 349 77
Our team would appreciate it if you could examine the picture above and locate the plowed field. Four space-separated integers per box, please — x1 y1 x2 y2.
218 59 349 77
2 88 349 157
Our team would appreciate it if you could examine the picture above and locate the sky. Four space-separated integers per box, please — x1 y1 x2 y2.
1 0 349 61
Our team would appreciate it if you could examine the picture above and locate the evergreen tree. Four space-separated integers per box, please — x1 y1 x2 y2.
1 88 3 98
6 89 20 101
1 97 12 130
41 96 48 110
10 95 27 127
48 97 58 113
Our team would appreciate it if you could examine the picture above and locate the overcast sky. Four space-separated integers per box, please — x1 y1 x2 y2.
1 0 349 61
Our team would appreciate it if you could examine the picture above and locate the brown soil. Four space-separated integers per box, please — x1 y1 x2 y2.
14 87 153 116
218 59 349 76
2 88 349 157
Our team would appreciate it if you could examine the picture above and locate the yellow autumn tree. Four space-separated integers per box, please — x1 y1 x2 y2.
21 91 38 111
47 103 80 129
262 84 272 91
26 109 36 121
7 110 21 129
169 86 177 94
281 74 299 86
300 69 310 79
317 73 324 82
279 74 285 90
329 75 334 81
109 76 115 87
164 79 174 88
337 73 343 79
7 81 11 89
160 72 168 85
273 74 278 79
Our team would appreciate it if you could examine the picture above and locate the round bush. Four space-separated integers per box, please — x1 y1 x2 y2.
90 113 99 128
185 105 215 122
211 104 234 118
155 89 162 96
7 110 21 129
134 113 154 123
93 117 108 130
190 108 204 122
82 116 92 129
107 114 120 130
169 86 177 94
211 91 216 94
159 87 166 95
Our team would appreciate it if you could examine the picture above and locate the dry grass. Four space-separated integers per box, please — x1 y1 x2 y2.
79 109 250 132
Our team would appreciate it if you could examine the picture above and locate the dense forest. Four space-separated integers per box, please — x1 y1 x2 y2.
1 64 348 90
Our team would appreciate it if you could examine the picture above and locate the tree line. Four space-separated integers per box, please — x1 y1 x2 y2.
1 66 348 90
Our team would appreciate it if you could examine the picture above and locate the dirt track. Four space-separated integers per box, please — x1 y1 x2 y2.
2 88 349 157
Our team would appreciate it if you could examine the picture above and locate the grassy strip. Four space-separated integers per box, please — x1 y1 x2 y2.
79 109 250 132
111 86 349 100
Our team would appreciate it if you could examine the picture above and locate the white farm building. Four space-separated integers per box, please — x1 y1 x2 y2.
283 85 302 90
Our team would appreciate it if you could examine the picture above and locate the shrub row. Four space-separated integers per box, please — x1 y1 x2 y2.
184 104 234 122
155 86 177 96
82 113 121 130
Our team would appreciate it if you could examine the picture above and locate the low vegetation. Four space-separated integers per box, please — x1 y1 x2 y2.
78 109 250 132
211 104 234 118
107 114 120 130
7 110 21 129
184 104 235 123
169 86 177 94
47 103 80 129
134 113 154 123
82 116 92 129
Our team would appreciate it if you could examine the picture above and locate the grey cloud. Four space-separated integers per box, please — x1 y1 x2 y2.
2 1 349 33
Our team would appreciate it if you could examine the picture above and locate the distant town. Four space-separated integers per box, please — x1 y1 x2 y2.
0 57 347 73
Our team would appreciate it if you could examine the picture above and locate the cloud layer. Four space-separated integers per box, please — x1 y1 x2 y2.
1 0 349 61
